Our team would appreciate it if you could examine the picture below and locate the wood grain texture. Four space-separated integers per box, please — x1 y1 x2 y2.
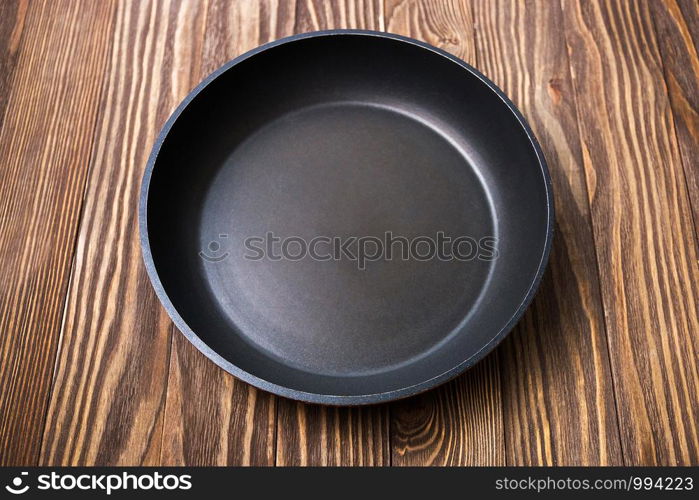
291 0 384 32
561 0 699 465
384 0 473 60
0 0 27 130
161 335 276 465
40 0 211 465
270 0 391 467
391 355 503 466
277 402 389 466
385 0 505 466
472 0 623 465
650 0 699 240
0 0 115 466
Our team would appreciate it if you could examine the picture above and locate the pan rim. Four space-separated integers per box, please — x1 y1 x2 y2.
139 29 554 405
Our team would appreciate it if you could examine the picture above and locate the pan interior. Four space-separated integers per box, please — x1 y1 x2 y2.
145 34 550 399
200 101 494 376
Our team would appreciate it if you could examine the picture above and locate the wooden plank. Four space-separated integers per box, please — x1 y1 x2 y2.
650 0 699 240
385 0 504 466
161 335 276 465
277 402 389 466
0 0 27 129
39 0 214 465
384 0 475 60
472 0 623 465
561 0 699 465
272 0 390 467
391 355 503 465
291 0 384 32
0 0 116 466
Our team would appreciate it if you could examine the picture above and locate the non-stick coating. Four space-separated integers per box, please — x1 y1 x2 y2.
140 31 553 404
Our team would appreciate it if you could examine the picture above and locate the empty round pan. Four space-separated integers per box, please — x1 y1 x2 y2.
140 30 553 404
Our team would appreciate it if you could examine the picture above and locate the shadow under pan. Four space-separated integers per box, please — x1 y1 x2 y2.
140 31 553 404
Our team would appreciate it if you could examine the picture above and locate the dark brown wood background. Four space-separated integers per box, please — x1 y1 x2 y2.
1 0 697 466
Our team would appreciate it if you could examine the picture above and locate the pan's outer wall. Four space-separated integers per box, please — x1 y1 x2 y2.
139 30 554 405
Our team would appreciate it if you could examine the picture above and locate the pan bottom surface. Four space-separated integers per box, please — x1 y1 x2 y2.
199 102 495 377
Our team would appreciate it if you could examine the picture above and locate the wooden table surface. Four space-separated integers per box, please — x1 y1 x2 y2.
1 0 697 467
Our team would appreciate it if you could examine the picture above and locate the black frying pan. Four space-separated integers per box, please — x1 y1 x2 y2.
140 30 553 404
